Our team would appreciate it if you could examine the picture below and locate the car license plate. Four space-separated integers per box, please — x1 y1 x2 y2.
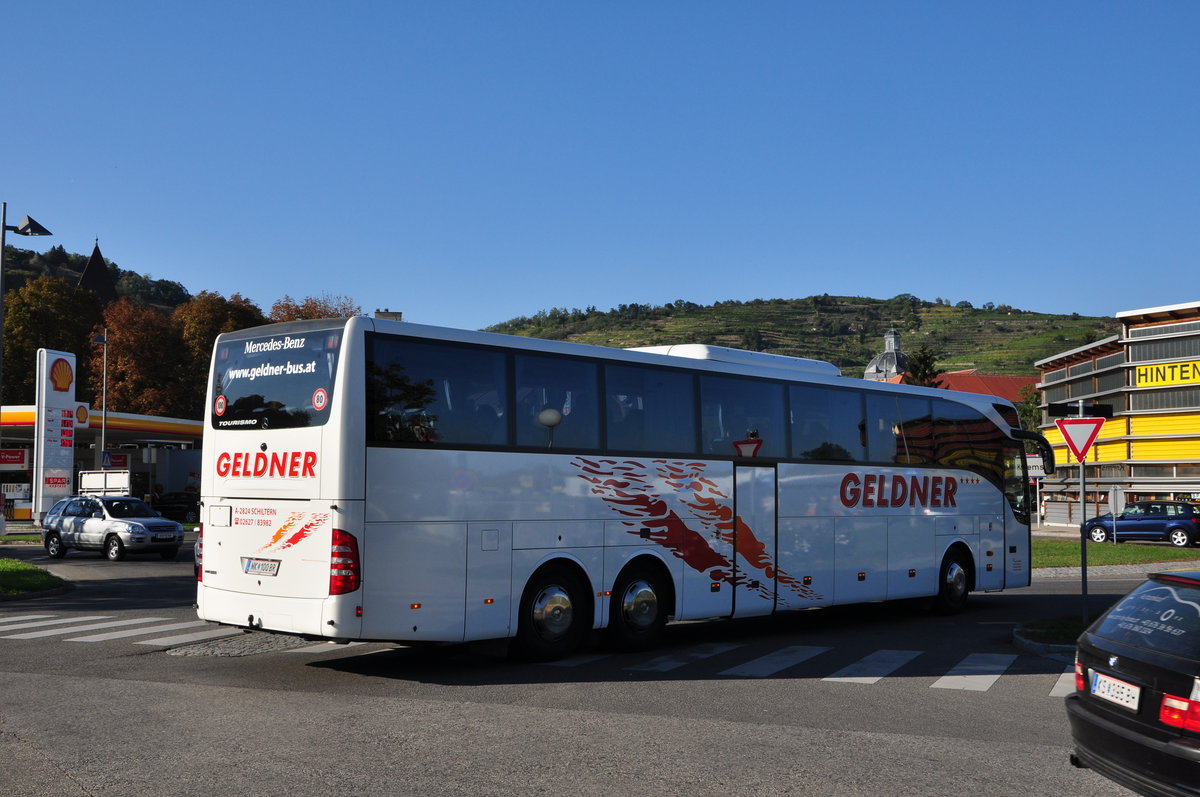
1091 671 1141 710
155 533 177 541
241 557 281 577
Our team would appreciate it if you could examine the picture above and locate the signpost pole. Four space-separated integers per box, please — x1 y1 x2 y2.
1078 399 1088 626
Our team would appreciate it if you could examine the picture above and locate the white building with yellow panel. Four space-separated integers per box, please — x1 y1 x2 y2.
1036 301 1200 526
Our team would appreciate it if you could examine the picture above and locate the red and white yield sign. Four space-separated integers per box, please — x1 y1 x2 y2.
1055 417 1107 463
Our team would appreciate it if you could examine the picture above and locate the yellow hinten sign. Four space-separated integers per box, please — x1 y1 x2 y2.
1135 360 1200 388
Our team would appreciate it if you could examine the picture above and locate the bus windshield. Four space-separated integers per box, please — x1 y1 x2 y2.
211 328 342 430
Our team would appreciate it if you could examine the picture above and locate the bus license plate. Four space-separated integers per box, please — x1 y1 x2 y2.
1091 671 1140 711
241 557 281 577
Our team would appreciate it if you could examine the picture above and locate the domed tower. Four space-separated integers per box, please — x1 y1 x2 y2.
864 329 907 381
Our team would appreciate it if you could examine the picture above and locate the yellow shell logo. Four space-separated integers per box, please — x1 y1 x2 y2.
49 358 73 392
75 405 89 425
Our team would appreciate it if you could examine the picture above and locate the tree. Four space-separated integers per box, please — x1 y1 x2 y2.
2 276 103 404
905 344 943 388
93 299 188 417
269 293 360 322
1015 384 1042 434
172 291 267 417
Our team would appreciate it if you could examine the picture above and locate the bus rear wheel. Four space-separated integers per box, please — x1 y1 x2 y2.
933 551 970 615
514 565 589 661
608 561 668 652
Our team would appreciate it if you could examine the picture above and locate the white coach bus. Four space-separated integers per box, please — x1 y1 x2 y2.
195 316 1055 660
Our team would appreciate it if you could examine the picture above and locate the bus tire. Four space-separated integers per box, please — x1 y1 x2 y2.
608 560 669 652
514 564 589 662
933 549 970 615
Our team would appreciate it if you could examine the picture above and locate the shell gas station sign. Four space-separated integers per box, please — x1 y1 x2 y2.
33 349 87 517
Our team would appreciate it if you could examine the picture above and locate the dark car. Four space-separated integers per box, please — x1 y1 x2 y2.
1084 500 1200 547
1066 570 1200 796
153 491 200 524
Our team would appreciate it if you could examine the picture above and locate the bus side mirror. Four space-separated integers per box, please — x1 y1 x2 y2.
1012 429 1055 477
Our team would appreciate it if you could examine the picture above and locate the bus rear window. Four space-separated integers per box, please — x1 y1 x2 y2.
211 329 342 429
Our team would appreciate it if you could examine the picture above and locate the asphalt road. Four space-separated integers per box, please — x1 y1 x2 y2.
0 542 1147 797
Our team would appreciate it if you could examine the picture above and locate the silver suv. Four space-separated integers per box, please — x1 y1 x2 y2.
41 495 184 561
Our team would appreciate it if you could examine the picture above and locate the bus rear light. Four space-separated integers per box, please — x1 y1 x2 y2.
329 529 360 595
196 525 203 582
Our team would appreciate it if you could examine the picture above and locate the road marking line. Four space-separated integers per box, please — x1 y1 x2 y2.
67 620 210 642
719 645 832 678
134 628 243 646
931 653 1017 691
540 653 613 667
0 616 115 635
3 618 170 639
626 642 742 672
1049 666 1076 698
824 649 923 684
0 615 56 625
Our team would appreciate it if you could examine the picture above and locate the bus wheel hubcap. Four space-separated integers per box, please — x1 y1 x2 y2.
531 586 573 640
620 580 658 630
944 562 966 597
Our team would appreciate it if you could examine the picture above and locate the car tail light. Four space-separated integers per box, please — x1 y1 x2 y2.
1160 695 1200 732
329 529 360 595
196 525 203 582
1075 656 1086 692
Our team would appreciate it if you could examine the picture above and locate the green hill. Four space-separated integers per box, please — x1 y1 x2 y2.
485 294 1116 376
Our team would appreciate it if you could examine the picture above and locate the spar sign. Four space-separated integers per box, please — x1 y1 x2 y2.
1055 417 1106 463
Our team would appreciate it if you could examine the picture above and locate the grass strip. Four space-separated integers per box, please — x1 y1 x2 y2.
1032 538 1200 568
0 558 65 595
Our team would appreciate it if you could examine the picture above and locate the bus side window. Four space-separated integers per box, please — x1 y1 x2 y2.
515 355 599 450
700 375 785 458
604 365 696 455
790 384 865 462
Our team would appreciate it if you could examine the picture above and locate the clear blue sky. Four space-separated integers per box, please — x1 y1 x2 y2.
5 2 1197 331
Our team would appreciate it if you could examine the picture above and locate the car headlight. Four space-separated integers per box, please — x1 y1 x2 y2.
118 522 148 534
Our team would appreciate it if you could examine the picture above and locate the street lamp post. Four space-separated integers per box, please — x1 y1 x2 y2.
0 202 52 525
92 329 108 468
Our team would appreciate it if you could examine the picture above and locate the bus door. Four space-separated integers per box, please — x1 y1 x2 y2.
732 465 777 618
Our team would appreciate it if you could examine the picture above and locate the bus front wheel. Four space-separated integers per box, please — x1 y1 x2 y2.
933 550 970 615
608 561 668 652
514 564 589 661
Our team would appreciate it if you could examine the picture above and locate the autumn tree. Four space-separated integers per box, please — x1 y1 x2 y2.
269 293 360 322
91 298 188 417
2 276 103 404
171 291 267 417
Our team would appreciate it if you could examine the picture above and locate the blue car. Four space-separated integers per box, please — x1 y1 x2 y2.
1084 500 1200 547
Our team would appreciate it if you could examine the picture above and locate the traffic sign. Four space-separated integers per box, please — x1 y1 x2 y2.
1055 417 1106 462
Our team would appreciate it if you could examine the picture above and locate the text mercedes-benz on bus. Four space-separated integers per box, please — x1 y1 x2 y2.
195 316 1055 660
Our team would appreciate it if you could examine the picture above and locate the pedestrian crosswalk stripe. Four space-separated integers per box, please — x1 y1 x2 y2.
286 641 367 653
0 615 113 634
3 617 170 640
626 642 742 672
1049 666 1076 698
0 614 56 625
67 620 211 642
134 627 242 646
823 649 923 684
719 645 831 678
931 653 1017 691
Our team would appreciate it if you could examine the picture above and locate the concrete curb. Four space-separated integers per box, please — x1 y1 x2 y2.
1012 627 1075 663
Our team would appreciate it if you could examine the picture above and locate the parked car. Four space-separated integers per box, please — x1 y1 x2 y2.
41 495 185 561
1067 569 1200 795
152 491 200 523
1083 500 1200 547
